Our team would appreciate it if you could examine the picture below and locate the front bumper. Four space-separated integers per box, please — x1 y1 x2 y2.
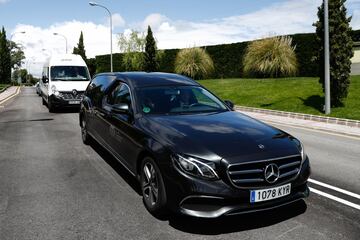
49 94 83 108
162 157 311 218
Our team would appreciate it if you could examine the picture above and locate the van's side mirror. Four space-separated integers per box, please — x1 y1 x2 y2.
224 100 234 110
42 76 48 83
111 103 130 114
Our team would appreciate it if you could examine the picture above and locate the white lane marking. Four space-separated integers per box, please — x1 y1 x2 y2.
260 119 360 141
309 178 360 200
309 187 360 211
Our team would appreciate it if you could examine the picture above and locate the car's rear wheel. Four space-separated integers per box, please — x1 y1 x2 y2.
81 115 91 145
141 157 167 217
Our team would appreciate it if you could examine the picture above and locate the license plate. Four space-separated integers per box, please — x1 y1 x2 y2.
250 183 291 203
68 101 80 105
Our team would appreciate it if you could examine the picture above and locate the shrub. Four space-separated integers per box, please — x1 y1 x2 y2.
243 36 298 78
175 47 214 79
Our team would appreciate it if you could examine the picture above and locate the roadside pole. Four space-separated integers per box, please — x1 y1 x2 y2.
324 0 331 114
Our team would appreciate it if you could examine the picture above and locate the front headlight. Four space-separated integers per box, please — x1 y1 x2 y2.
292 138 306 162
51 85 61 97
171 154 219 180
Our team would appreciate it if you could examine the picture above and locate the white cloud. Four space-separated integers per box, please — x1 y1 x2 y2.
111 13 125 28
12 21 117 77
0 0 9 4
142 13 169 30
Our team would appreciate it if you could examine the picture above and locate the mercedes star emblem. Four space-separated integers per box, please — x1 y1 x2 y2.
264 163 280 183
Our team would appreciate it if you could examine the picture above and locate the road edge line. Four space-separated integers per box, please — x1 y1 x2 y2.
309 178 360 200
309 187 360 211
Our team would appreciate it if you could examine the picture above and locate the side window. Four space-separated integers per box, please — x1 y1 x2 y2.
88 76 111 107
107 83 131 106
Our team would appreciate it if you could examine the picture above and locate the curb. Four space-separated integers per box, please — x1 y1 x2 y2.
235 106 360 128
0 85 10 94
0 86 20 105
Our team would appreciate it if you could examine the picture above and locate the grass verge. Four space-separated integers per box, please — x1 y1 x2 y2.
198 75 360 120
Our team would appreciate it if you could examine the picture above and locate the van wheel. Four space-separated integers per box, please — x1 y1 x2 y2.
140 157 168 217
81 116 91 145
48 100 55 113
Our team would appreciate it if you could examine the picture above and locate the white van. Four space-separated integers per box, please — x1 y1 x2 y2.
40 54 91 112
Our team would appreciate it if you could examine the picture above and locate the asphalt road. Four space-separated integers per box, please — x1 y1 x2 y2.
0 87 359 240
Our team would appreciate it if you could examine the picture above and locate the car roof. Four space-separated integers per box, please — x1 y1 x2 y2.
95 72 200 88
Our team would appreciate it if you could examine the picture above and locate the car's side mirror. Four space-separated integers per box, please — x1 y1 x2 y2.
224 100 234 110
111 103 130 114
42 76 48 83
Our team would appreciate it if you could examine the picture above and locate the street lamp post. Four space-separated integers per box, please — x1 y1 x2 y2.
324 0 331 114
89 1 113 72
53 33 68 54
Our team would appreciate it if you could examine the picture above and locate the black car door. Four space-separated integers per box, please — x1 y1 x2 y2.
105 82 142 173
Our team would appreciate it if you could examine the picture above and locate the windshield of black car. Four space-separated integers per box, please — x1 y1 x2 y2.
137 86 228 115
50 66 90 81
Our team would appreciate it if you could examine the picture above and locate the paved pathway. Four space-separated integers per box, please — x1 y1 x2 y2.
0 87 19 104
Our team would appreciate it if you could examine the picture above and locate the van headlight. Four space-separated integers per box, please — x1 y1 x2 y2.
51 85 61 97
171 154 219 180
292 138 306 162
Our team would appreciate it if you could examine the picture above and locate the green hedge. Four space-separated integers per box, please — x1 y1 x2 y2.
94 29 360 78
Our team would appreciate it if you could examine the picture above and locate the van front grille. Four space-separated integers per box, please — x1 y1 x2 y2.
60 91 84 100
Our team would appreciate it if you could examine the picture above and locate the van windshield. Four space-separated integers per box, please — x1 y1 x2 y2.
50 66 90 81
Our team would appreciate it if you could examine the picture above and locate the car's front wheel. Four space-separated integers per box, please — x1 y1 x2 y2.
141 157 167 217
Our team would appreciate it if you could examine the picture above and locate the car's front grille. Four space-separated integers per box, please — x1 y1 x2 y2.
60 91 84 100
227 154 302 189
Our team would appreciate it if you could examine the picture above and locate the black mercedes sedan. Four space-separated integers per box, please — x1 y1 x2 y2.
79 72 310 218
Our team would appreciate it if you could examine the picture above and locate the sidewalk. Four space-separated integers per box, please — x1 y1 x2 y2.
0 86 19 104
238 110 360 138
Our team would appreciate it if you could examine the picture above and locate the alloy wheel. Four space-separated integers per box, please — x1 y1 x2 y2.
142 162 159 206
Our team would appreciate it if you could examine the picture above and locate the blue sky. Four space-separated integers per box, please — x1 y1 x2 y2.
1 0 294 30
0 0 359 76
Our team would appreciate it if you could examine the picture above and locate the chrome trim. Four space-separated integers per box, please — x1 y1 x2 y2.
179 195 225 207
228 154 301 167
226 154 302 190
233 178 264 183
279 161 301 170
229 169 263 175
279 168 299 179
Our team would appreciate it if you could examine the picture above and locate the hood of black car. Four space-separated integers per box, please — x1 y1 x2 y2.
139 111 300 163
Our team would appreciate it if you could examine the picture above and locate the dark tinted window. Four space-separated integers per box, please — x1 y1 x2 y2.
137 86 227 115
86 75 114 107
107 83 131 106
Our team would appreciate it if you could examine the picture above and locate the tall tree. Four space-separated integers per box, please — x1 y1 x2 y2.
73 31 87 62
314 0 353 107
0 27 12 84
118 30 146 71
144 26 158 72
9 41 25 70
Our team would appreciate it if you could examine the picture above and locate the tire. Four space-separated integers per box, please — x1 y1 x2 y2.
48 100 55 113
140 157 168 217
81 115 91 145
42 97 46 105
